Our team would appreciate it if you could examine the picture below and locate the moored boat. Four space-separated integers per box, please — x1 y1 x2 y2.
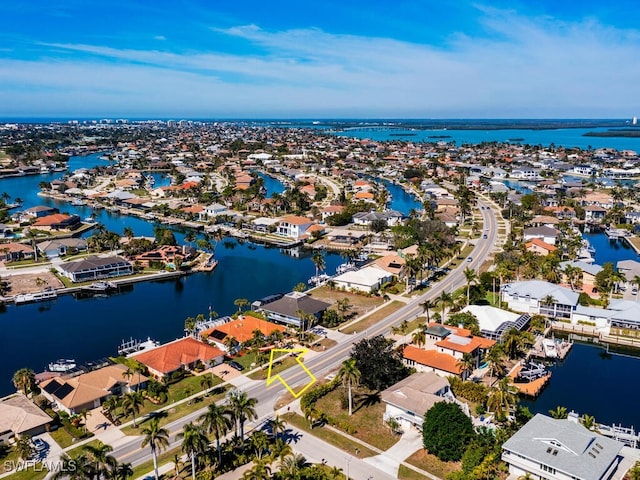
14 289 57 304
48 359 76 372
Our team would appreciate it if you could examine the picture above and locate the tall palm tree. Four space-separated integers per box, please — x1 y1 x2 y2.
439 291 453 322
234 298 250 313
634 275 640 302
121 391 144 428
486 377 518 420
242 458 272 480
200 373 214 393
52 454 94 480
227 388 258 441
82 441 117 479
455 352 475 377
411 329 426 349
581 414 597 431
267 415 287 440
279 453 310 478
311 250 326 278
12 368 37 395
336 358 361 416
198 403 232 465
177 423 210 480
132 362 147 392
121 366 134 386
141 419 170 480
420 299 437 324
483 346 506 379
107 461 134 480
463 267 478 305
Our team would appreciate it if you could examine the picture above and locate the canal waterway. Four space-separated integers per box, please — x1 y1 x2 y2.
521 342 640 429
0 239 342 396
584 232 639 265
378 178 423 214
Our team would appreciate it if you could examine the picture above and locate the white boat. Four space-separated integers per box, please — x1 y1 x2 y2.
336 263 356 274
14 289 57 304
117 337 160 356
308 274 331 286
542 339 558 358
84 216 97 224
71 198 86 206
82 281 116 292
48 359 76 372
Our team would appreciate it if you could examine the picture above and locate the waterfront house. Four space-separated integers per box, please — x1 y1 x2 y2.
332 266 393 293
276 216 315 239
201 314 287 352
352 210 404 228
32 213 81 231
36 238 87 258
501 280 579 320
198 203 228 220
257 291 331 330
402 346 466 379
460 305 531 342
523 226 559 245
326 228 366 246
0 395 52 442
584 206 607 223
616 260 640 284
40 364 148 415
22 205 59 219
57 255 133 282
381 372 463 430
526 238 558 256
502 414 624 480
321 205 344 222
435 332 495 370
559 261 603 293
0 242 35 262
131 337 224 380
134 245 195 268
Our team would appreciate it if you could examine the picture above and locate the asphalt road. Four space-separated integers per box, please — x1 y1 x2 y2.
112 200 500 474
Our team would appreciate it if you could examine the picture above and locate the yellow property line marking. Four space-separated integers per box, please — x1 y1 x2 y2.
266 348 316 398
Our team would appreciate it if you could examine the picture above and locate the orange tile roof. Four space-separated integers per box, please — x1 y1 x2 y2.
526 238 557 252
132 337 223 375
354 191 374 199
202 315 286 344
280 215 313 225
435 335 495 354
403 346 462 374
33 214 75 227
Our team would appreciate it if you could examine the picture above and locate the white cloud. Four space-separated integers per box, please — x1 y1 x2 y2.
6 8 640 117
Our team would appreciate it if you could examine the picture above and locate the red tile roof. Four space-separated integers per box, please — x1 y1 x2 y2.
202 315 286 344
403 346 462 374
132 337 223 375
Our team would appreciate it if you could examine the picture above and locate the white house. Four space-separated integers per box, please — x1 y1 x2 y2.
501 281 579 320
523 226 560 245
461 305 531 342
198 203 227 220
276 215 315 239
332 266 393 293
502 414 624 480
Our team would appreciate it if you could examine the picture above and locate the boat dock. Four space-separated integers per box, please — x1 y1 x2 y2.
509 363 551 397
605 227 630 240
530 336 573 360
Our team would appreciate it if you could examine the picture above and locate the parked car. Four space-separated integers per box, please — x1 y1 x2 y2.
227 360 244 371
467 256 473 262
32 438 47 451
483 234 488 239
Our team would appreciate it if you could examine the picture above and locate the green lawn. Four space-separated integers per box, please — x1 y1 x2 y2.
65 438 102 458
0 446 20 474
340 301 403 334
2 465 48 480
120 386 227 435
315 387 400 451
282 413 378 458
247 356 299 381
131 445 182 479
49 425 93 449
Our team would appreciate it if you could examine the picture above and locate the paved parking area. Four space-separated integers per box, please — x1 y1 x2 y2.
210 363 242 381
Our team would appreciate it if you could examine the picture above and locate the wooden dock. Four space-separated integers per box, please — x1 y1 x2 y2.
509 364 551 397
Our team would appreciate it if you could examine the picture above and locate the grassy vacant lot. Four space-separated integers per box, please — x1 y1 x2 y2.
398 465 431 480
315 387 400 451
405 449 460 479
120 382 227 435
308 285 384 318
282 413 377 458
340 300 403 334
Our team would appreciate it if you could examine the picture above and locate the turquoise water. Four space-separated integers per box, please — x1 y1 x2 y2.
584 232 639 265
334 127 640 151
378 178 422 214
257 172 287 196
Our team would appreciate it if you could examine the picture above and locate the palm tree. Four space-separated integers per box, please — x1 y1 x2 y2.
122 391 144 428
541 294 557 317
267 415 287 440
336 358 361 416
122 366 134 386
311 250 326 279
141 419 170 480
411 329 426 349
581 414 597 431
279 453 310 478
502 328 526 359
486 377 518 420
634 275 640 302
227 388 258 441
123 227 134 240
107 461 134 480
83 441 117 479
439 291 453 322
455 352 475 377
242 458 272 480
249 431 270 460
200 373 214 393
14 436 34 461
234 298 250 313
549 405 568 419
463 267 477 305
12 368 37 395
483 346 506 378
198 403 232 465
132 362 147 392
177 423 210 480
420 299 437 324
52 454 93 480
184 316 196 336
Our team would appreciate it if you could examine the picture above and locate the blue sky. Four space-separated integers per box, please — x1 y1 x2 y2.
1 0 639 118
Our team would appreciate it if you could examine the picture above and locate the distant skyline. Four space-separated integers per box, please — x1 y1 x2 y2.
1 1 639 118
